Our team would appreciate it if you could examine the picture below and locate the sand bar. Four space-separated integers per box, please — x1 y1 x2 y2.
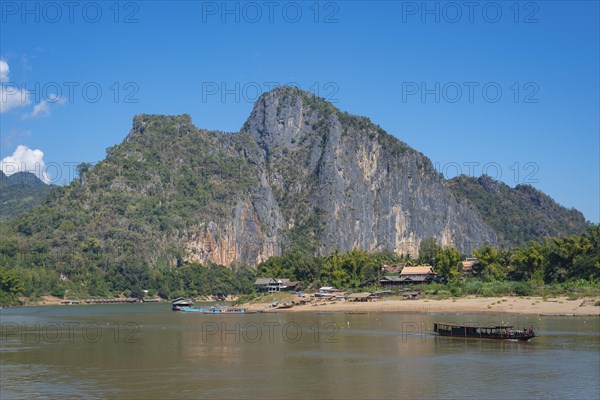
245 296 600 316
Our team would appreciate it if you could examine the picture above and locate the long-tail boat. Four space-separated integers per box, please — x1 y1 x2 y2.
433 322 536 341
179 306 257 314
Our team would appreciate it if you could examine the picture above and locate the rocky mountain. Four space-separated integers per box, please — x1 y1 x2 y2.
226 87 497 262
0 171 55 221
448 175 590 247
2 87 587 276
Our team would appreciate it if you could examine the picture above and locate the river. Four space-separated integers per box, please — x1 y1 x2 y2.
1 304 598 399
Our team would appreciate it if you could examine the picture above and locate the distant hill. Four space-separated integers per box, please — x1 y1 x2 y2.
448 175 590 247
0 171 55 220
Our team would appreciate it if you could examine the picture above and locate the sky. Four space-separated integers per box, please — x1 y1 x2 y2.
1 1 599 222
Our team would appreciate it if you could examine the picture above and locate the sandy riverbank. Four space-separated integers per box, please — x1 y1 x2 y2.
244 295 600 316
7 294 600 316
16 295 64 307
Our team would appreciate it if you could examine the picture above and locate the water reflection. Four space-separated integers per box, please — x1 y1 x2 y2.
1 305 598 399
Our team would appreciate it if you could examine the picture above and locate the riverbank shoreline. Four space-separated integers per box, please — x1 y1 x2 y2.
4 295 599 317
2 294 235 309
243 295 600 316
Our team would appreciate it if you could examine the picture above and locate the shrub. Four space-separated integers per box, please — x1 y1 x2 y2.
463 280 483 295
233 293 259 305
50 288 65 298
513 282 533 296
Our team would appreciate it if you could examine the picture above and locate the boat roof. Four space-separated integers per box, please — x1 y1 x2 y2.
434 322 515 329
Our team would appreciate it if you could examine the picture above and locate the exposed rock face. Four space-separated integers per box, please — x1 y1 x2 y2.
185 183 284 266
185 87 497 264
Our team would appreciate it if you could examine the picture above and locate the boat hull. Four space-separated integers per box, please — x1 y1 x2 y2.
435 330 535 341
433 322 536 341
179 306 257 314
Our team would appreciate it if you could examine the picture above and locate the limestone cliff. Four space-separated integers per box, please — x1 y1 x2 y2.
184 87 497 263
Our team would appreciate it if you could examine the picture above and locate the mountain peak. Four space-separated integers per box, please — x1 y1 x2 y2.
264 84 314 98
241 86 366 161
127 114 194 141
3 171 48 187
242 86 316 154
0 171 55 221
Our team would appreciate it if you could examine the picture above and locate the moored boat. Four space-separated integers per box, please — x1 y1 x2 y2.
179 306 257 314
433 322 536 341
277 302 294 309
209 307 256 314
172 297 194 311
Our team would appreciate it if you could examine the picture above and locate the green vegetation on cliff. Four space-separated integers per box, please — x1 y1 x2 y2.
449 175 589 247
0 114 258 304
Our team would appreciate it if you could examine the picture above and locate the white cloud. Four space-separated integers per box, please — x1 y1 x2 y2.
0 60 65 117
29 100 51 118
0 60 30 114
23 94 65 119
0 59 8 82
1 145 50 183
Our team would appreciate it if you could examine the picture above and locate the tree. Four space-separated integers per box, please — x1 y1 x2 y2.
286 249 322 285
435 247 462 282
341 249 376 288
233 265 256 294
257 256 293 280
321 249 348 288
474 245 511 281
510 241 547 282
419 238 440 266
0 267 24 296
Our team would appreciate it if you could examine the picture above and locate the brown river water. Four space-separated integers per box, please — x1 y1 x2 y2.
1 303 598 399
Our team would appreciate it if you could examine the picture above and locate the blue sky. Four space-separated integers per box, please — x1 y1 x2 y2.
1 1 599 222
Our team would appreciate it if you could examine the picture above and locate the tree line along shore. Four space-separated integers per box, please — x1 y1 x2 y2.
1 226 599 307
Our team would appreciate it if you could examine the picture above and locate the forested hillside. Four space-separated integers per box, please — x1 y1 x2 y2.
0 171 56 220
449 175 589 247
